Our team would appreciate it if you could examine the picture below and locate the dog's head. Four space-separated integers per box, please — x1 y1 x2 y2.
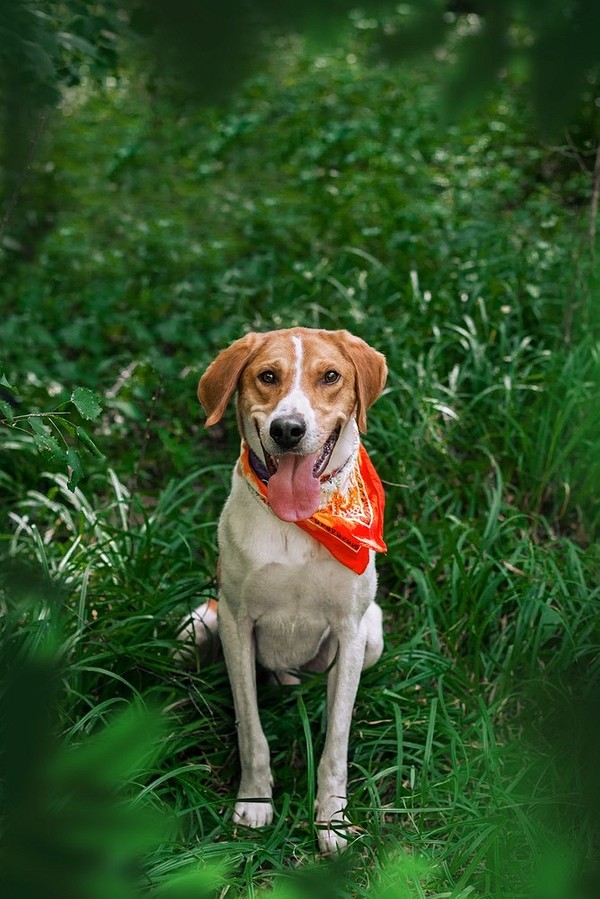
198 327 387 520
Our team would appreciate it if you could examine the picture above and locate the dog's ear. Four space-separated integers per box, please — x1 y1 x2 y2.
337 331 387 433
198 332 264 427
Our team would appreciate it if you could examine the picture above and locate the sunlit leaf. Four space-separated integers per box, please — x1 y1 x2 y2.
71 388 102 421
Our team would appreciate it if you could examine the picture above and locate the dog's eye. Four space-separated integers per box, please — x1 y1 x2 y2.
258 370 277 385
322 370 341 385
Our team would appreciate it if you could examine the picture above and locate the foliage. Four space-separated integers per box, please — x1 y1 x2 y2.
0 0 123 187
0 10 599 899
378 0 600 134
0 378 104 489
1 0 599 200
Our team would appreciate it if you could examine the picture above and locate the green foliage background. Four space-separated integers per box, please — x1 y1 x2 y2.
1 4 599 898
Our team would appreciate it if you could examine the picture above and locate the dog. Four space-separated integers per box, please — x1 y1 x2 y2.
180 327 387 853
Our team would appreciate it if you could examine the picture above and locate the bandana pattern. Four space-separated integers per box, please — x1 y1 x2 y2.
239 441 387 575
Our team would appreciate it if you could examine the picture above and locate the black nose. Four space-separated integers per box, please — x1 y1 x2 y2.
270 415 306 450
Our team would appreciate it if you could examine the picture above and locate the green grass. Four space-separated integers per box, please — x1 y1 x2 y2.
1 12 599 899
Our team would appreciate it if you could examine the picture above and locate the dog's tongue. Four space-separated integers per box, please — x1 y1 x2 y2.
268 453 320 521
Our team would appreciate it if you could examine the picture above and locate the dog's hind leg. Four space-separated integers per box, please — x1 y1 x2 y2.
174 599 220 663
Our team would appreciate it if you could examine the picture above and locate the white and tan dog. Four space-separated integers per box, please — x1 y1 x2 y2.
181 327 387 853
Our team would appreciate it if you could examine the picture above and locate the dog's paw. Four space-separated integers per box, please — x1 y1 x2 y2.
317 820 350 854
315 798 354 854
233 799 273 829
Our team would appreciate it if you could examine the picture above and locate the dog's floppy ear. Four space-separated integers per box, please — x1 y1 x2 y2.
337 331 387 433
198 332 264 427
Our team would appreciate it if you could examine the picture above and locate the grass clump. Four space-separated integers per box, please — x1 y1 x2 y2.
1 11 599 899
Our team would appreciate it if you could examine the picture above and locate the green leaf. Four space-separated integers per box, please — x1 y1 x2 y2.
25 416 64 460
0 399 14 422
59 419 78 437
32 430 64 461
153 866 228 898
29 417 50 436
1 373 14 390
67 446 84 490
76 426 105 458
71 387 102 421
57 31 99 59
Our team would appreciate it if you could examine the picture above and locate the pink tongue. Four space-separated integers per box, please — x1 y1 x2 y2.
268 453 320 522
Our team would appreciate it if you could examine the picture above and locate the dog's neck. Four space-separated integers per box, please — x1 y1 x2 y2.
326 417 360 477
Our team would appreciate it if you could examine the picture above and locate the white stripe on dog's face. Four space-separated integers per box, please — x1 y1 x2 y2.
236 328 359 460
263 335 317 442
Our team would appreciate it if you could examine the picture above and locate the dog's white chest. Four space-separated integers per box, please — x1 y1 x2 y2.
217 470 375 670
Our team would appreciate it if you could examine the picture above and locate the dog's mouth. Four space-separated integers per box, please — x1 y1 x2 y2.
259 426 341 522
261 426 340 479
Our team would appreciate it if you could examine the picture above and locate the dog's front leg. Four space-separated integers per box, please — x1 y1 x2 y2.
315 627 366 853
218 600 273 828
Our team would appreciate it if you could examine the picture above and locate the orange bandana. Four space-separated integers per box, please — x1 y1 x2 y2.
239 442 387 575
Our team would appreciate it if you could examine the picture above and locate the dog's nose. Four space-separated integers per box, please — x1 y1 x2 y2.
270 415 306 450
